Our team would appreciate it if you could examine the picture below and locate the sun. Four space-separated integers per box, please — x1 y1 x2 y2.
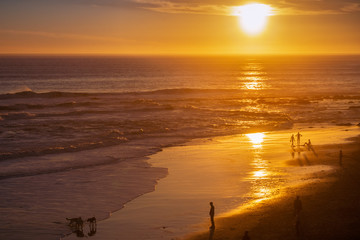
233 3 273 36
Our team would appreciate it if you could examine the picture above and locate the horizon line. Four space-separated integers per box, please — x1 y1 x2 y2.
1 53 360 57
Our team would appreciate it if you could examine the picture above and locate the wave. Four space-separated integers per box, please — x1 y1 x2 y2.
0 112 36 120
0 134 129 162
0 88 247 99
0 90 90 100
3 88 359 101
0 101 99 111
0 155 121 180
1 88 358 165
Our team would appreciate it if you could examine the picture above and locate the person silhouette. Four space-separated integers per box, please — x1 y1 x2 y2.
290 134 295 147
242 230 251 240
307 139 312 150
296 132 302 146
209 202 215 229
294 196 302 215
87 217 97 237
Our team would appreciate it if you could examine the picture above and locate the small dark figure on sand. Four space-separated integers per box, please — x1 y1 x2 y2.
209 202 215 229
66 217 84 232
307 139 312 150
87 217 97 236
294 196 303 215
296 132 302 146
66 217 84 237
290 134 295 147
339 149 343 166
242 230 251 240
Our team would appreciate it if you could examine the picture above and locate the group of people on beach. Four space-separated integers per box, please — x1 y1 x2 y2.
291 131 344 166
290 132 312 150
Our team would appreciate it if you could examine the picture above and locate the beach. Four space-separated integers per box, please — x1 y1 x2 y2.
1 56 359 240
63 124 360 240
1 0 360 237
187 131 360 240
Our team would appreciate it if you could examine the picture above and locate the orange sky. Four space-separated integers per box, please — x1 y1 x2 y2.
0 0 359 55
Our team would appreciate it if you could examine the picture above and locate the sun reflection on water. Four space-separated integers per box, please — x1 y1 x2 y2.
246 132 265 146
254 187 271 199
253 169 267 178
239 63 269 90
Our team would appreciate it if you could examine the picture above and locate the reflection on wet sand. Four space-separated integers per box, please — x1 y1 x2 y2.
244 132 278 204
208 227 215 240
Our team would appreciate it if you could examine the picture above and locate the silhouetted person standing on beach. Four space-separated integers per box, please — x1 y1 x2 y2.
296 132 302 146
339 149 343 166
242 231 251 240
209 202 215 229
294 196 302 215
290 134 295 147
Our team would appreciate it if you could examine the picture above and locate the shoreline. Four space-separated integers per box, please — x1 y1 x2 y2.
73 125 359 240
186 130 360 240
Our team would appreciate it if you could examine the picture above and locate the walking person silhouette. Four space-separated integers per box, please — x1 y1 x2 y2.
290 134 295 147
209 202 215 229
296 132 302 147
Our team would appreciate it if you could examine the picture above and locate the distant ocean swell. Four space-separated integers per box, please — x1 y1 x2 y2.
0 89 295 165
2 87 360 171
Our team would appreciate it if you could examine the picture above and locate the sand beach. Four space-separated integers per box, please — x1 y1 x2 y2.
63 124 360 240
187 128 360 240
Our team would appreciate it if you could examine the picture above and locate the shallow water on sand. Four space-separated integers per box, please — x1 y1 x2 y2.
77 125 359 240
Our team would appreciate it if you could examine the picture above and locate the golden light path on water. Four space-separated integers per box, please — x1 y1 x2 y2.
239 62 269 90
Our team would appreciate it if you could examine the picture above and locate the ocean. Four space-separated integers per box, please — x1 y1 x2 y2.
0 55 359 239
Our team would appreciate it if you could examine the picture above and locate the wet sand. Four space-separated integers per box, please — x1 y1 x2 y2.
65 125 360 240
187 129 360 240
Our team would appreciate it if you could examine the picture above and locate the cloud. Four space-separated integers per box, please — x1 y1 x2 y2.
64 0 159 9
133 0 231 15
66 0 360 16
275 0 360 15
341 3 360 12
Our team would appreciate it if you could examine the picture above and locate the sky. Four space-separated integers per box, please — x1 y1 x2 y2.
0 0 360 55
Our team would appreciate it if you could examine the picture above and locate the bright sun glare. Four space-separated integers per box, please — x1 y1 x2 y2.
234 3 273 36
246 132 265 145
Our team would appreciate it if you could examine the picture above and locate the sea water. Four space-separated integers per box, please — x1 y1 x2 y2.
0 55 359 239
